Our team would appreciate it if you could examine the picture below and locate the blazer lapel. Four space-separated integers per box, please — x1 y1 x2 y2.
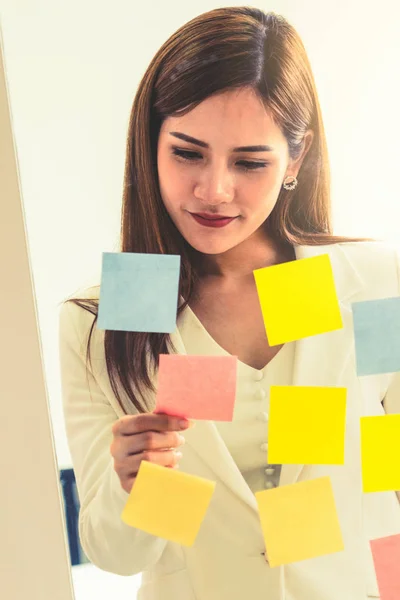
167 325 260 514
159 243 365 512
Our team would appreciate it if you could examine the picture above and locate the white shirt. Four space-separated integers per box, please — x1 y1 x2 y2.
178 304 296 494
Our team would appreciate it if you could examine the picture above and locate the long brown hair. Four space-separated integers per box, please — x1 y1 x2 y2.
64 7 371 415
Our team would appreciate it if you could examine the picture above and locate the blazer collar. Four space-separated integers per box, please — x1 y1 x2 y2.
165 243 364 515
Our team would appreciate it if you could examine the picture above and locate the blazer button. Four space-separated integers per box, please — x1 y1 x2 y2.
254 388 266 400
265 481 275 489
257 411 269 422
260 442 268 451
265 467 275 475
253 370 264 381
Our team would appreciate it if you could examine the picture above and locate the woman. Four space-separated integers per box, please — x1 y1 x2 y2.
59 7 400 600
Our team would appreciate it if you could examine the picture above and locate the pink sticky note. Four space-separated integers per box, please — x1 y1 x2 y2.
370 533 400 600
154 355 237 421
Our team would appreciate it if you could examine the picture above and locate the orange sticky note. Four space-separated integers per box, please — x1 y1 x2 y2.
154 354 237 421
361 414 400 492
370 534 400 600
268 386 347 464
121 461 216 546
253 253 343 345
255 476 344 567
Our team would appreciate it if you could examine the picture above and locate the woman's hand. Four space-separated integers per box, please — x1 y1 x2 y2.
110 412 193 494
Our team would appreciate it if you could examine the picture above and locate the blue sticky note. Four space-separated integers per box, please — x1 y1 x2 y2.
97 252 181 333
352 297 400 376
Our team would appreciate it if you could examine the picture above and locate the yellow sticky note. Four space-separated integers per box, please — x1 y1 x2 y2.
253 253 343 345
121 461 216 546
256 477 344 567
268 386 347 464
361 414 400 493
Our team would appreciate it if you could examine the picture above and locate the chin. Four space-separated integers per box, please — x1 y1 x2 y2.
184 235 236 255
172 216 241 254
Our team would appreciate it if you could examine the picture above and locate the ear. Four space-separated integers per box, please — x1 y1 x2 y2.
286 129 314 178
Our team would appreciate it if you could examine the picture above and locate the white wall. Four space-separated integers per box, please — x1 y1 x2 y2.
0 1 399 595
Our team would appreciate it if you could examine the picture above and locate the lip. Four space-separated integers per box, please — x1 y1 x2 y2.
192 212 238 220
189 212 238 229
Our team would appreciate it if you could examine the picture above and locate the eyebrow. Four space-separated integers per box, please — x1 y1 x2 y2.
169 131 275 153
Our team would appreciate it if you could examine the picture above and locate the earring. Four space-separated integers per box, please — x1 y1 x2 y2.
282 175 298 191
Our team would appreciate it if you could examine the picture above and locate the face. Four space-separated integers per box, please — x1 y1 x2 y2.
157 87 312 255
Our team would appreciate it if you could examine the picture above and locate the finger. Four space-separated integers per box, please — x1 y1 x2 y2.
128 430 186 455
119 448 183 478
114 413 193 436
113 430 185 460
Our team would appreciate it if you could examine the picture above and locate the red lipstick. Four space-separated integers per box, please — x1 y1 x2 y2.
190 212 238 228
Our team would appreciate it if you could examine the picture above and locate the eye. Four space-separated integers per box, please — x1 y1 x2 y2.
171 148 269 171
237 161 269 171
172 148 200 161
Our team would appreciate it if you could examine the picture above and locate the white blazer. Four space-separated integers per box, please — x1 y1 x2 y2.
59 241 400 600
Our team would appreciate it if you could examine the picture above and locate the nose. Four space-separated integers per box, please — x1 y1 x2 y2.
194 162 234 206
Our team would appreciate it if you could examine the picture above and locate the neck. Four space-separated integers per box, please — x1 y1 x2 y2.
191 231 295 284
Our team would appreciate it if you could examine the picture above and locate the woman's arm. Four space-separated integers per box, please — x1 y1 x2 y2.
58 301 167 576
